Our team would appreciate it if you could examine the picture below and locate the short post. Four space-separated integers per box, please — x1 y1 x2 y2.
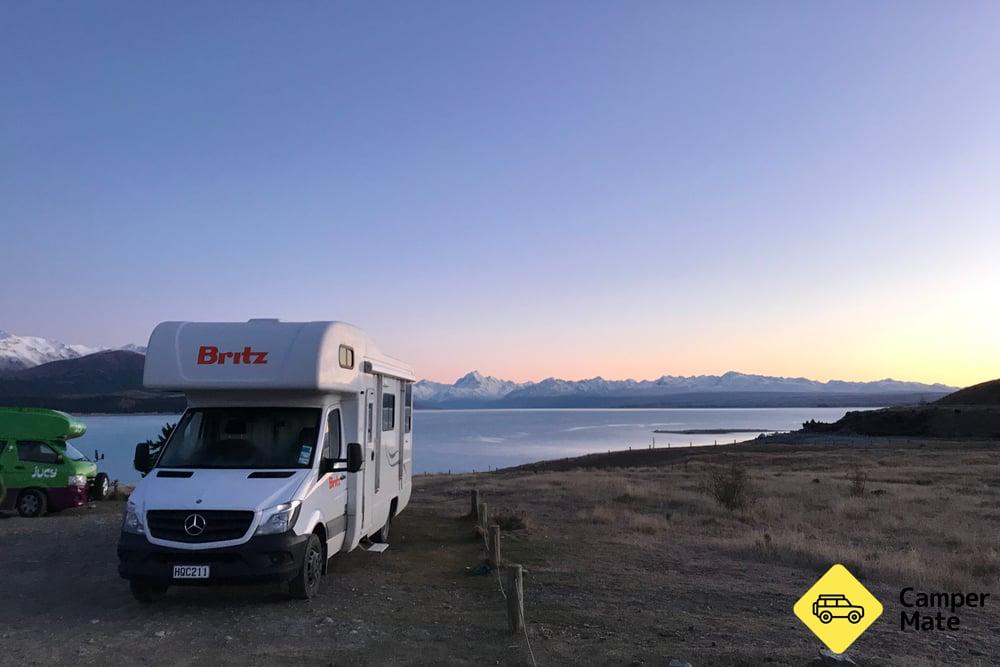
470 489 480 518
489 524 501 568
506 564 524 633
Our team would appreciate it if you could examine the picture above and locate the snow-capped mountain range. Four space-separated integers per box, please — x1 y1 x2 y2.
415 370 956 407
0 331 958 409
0 330 146 373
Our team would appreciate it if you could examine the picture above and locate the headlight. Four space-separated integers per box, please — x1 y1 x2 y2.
68 474 87 488
122 502 145 535
254 501 301 536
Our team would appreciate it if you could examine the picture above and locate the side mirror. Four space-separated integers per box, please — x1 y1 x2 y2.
55 455 64 464
134 443 153 474
346 442 363 473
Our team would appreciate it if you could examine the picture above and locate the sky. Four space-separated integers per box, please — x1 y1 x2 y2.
2 2 999 387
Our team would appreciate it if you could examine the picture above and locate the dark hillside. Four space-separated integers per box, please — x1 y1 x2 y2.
802 378 1000 438
0 351 183 413
935 378 1000 406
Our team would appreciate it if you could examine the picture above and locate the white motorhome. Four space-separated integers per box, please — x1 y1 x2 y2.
117 319 414 601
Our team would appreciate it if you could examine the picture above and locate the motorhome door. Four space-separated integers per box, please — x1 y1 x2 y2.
363 386 375 526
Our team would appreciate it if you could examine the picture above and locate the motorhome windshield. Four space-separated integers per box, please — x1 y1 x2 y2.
156 407 322 469
59 442 87 461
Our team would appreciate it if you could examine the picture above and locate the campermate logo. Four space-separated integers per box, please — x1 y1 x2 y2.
197 345 268 365
793 564 883 653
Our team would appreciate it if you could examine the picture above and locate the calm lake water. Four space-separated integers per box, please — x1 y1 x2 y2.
72 407 867 483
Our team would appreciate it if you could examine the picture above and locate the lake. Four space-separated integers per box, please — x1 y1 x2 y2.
72 407 865 483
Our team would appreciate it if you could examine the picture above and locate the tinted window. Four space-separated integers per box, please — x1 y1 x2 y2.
324 409 342 460
339 345 354 369
404 382 413 434
17 441 60 464
382 392 395 431
366 402 373 442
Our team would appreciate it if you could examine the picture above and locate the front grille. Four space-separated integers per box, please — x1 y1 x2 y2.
146 510 254 543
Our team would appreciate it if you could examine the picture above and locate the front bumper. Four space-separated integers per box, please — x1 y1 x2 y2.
48 486 90 511
117 531 310 585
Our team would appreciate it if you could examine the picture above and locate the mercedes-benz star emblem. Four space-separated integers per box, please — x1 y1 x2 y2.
184 513 206 536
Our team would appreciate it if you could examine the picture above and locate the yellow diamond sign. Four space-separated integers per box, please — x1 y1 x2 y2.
793 564 883 653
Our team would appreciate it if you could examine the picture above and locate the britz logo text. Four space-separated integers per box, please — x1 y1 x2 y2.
197 345 269 365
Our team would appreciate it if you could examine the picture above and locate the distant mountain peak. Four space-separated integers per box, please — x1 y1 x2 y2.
455 370 485 386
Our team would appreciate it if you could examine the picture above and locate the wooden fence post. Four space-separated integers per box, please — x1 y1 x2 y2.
506 564 524 633
470 489 480 518
489 525 501 568
478 502 488 531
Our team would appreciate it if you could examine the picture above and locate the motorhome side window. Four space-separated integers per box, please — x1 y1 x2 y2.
382 392 395 431
156 407 322 469
16 441 60 464
338 345 354 369
324 409 342 460
404 382 412 434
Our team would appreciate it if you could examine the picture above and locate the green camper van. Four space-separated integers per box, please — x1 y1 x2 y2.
0 408 110 517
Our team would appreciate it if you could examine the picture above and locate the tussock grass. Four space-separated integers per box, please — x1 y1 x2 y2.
488 447 1000 590
491 507 531 531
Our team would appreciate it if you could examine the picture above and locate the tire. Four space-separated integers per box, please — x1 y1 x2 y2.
16 489 47 518
819 611 833 624
848 610 861 624
130 580 168 603
289 533 324 600
93 473 110 501
371 512 392 544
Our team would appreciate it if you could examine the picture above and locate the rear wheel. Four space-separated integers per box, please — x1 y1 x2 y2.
16 489 47 517
819 610 833 623
371 504 394 544
289 534 324 599
371 515 391 543
130 580 168 603
93 473 110 501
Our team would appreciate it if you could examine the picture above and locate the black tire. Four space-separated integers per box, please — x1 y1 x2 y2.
819 611 833 624
848 610 861 624
93 473 110 501
130 580 168 603
371 514 391 544
16 489 47 518
289 533 324 600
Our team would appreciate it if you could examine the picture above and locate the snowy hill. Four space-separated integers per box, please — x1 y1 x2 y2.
0 330 146 373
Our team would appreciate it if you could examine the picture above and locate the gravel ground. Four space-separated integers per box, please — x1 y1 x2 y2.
2 438 999 665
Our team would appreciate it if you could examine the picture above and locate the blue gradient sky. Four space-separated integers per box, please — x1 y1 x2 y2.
2 3 998 385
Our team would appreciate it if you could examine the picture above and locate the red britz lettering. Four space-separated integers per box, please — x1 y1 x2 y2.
197 345 268 365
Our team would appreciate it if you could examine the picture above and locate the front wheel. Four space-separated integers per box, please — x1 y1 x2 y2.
16 489 47 517
848 610 862 624
130 580 168 603
289 534 324 599
93 473 110 501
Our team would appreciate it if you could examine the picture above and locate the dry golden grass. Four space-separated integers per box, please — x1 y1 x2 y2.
490 507 531 531
489 446 1000 590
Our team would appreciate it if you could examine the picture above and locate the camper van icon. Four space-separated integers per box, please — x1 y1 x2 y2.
812 594 865 624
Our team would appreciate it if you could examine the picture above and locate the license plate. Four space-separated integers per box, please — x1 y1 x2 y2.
172 565 209 579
